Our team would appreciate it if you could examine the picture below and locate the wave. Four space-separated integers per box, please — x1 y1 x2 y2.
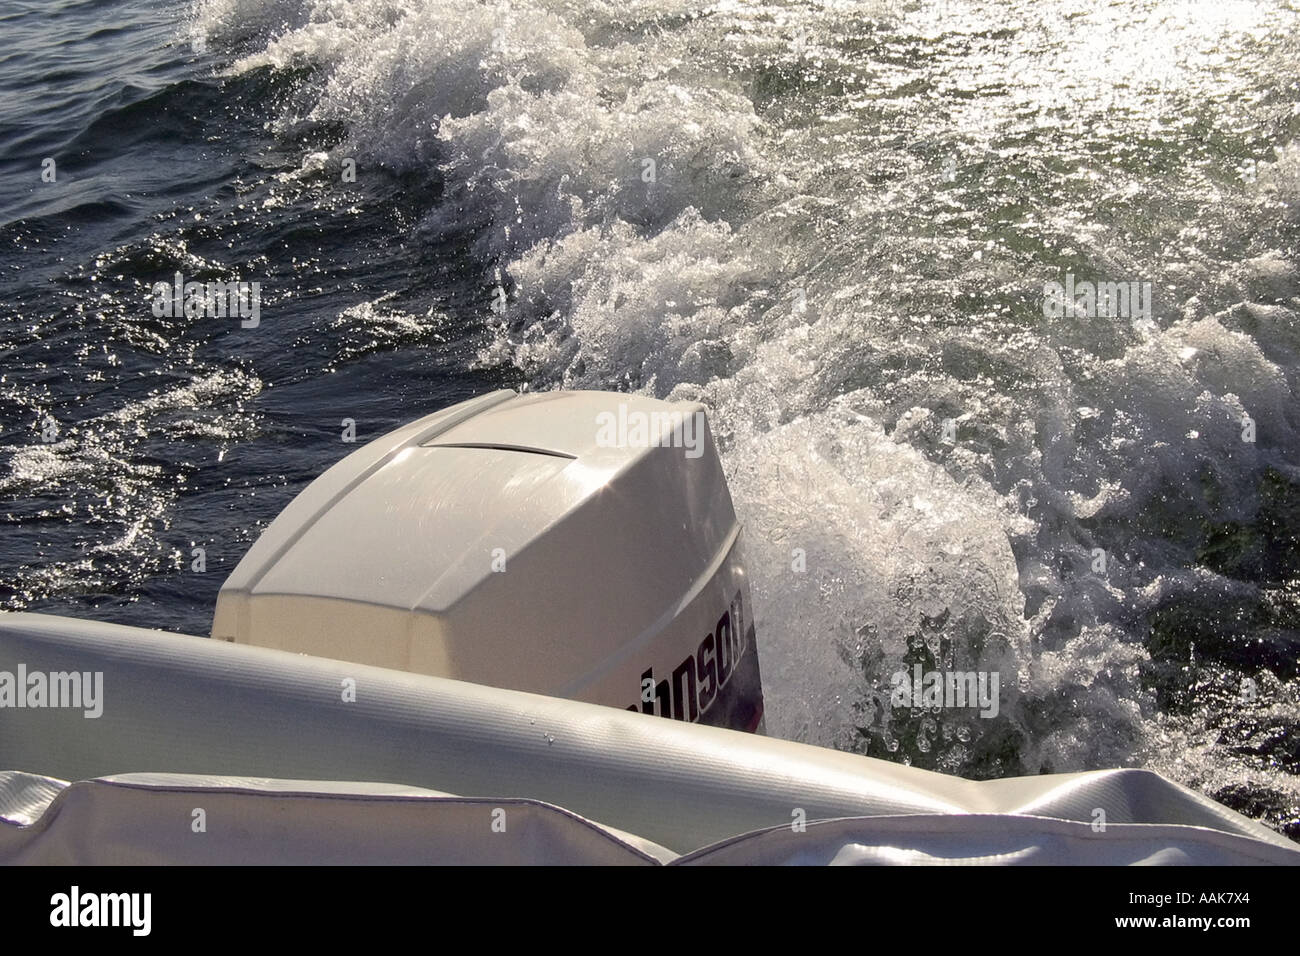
193 0 1300 833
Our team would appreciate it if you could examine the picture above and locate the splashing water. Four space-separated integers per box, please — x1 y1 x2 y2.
191 0 1300 832
5 0 1299 835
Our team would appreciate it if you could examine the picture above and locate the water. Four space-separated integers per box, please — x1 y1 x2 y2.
2 0 1299 839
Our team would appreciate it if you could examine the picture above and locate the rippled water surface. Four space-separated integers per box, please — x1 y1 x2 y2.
2 0 1299 837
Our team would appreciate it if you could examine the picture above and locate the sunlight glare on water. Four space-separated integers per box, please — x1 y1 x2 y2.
1 0 1298 838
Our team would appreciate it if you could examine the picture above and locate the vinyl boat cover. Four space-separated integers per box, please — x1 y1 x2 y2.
1 613 1297 865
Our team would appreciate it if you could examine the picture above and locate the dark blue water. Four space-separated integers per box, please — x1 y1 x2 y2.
0 0 513 632
3 0 1300 838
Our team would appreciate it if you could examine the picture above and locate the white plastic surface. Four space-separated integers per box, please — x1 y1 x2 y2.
1 612 1296 865
211 391 754 717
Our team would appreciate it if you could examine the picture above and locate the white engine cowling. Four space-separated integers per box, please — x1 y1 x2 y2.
212 389 764 732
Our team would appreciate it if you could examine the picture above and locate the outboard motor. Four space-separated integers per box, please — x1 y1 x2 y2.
212 390 764 733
